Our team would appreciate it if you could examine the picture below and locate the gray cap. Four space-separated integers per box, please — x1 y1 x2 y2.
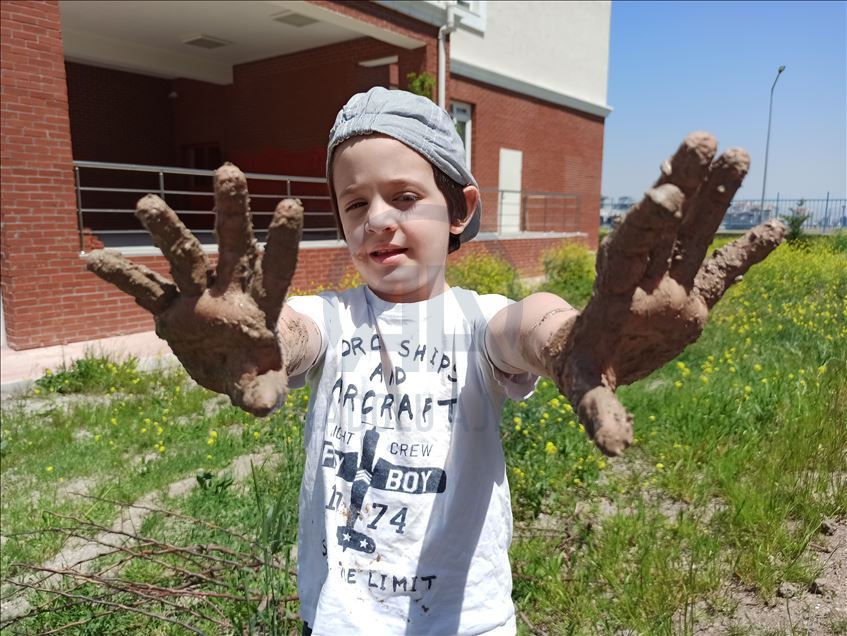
327 87 481 246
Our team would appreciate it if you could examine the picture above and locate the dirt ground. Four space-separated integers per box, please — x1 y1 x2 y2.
692 518 846 635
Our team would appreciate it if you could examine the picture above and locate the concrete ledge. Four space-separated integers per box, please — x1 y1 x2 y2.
1 331 177 398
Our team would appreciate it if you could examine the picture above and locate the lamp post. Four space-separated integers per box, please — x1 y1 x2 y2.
759 65 786 220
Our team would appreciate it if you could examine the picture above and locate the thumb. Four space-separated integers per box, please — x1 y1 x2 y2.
239 369 289 417
578 386 633 456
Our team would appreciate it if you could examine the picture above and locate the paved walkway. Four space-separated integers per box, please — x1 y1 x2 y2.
1 331 175 397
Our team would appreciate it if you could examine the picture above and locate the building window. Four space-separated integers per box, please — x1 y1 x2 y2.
450 101 473 170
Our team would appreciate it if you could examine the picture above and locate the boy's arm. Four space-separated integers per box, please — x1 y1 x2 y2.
487 133 786 457
85 163 314 416
485 292 577 378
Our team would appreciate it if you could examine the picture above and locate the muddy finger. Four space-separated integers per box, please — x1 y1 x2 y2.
640 132 718 285
577 385 633 457
213 163 259 294
695 219 786 308
654 131 717 196
239 369 289 417
596 184 684 297
136 195 209 296
254 198 304 323
85 249 177 314
669 148 750 287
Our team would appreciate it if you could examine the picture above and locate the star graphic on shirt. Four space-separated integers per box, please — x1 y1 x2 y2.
342 532 351 541
359 539 368 548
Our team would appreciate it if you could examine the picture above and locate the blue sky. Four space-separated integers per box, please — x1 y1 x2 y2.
601 0 846 201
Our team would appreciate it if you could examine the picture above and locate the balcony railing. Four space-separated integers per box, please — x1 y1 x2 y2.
74 161 585 252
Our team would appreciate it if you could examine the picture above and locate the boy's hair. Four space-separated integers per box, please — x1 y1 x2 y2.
327 161 469 254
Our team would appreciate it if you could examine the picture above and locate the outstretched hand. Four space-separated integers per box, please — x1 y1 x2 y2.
85 164 304 415
545 133 785 456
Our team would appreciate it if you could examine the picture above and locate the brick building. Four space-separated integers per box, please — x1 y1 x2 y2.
0 0 611 349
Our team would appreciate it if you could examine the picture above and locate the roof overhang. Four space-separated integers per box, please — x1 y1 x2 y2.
59 0 425 85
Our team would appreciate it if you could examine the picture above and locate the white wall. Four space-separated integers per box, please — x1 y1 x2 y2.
450 1 611 111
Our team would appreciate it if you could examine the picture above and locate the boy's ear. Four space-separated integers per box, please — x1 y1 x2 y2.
451 185 480 235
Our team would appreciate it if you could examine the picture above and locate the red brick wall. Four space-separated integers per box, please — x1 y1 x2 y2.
448 73 604 247
65 62 175 165
1 1 86 349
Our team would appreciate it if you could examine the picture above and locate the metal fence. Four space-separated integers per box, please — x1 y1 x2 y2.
601 194 847 234
73 160 335 251
73 161 586 250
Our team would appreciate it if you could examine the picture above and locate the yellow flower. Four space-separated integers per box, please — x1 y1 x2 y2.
209 430 218 438
744 385 752 394
817 365 826 375
513 416 522 425
655 463 665 471
674 381 683 389
207 438 215 446
110 418 118 426
753 363 763 372
648 415 656 422
46 466 54 472
563 403 573 413
140 428 147 434
597 460 606 469
206 454 213 460
545 441 557 455
578 423 585 433
253 431 260 439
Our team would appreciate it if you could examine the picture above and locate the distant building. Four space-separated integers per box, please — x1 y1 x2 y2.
1 0 611 349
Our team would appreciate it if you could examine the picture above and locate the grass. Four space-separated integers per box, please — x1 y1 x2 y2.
1 235 845 634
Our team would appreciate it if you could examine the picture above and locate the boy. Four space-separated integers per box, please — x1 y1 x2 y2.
87 87 785 634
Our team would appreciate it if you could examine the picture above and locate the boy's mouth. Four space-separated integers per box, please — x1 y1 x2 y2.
369 246 408 263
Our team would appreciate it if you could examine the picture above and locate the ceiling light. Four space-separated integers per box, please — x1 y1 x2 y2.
183 34 232 49
272 12 318 27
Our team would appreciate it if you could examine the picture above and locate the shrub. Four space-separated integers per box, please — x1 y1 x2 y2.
826 230 847 254
447 252 525 298
782 199 811 244
539 241 596 309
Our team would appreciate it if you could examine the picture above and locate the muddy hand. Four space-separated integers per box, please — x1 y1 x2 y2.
85 164 304 416
544 132 786 456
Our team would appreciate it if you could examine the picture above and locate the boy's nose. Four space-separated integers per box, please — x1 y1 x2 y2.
365 203 399 233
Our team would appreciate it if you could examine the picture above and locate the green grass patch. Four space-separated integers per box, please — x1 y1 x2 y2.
1 236 844 633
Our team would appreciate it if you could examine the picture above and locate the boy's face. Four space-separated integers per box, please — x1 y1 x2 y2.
332 135 474 303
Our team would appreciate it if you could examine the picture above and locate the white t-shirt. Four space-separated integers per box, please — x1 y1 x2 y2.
286 286 536 636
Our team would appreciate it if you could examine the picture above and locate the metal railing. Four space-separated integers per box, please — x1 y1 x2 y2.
600 194 847 234
73 161 586 250
73 160 335 251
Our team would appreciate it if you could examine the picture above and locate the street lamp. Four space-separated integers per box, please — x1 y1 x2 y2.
759 65 786 220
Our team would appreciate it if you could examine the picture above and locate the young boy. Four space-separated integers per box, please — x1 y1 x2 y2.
86 87 785 634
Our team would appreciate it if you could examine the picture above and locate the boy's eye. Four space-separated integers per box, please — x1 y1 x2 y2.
344 200 366 212
395 193 419 203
